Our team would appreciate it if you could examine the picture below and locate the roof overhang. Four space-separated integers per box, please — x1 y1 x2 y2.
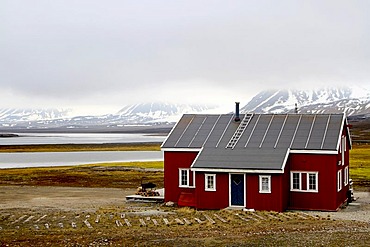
190 168 284 174
289 149 338 155
190 147 290 173
161 148 202 152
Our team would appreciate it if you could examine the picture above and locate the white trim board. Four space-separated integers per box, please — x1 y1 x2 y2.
289 149 338 155
161 148 202 152
191 168 284 174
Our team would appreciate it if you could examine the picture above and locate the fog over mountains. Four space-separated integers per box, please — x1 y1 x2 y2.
0 86 369 132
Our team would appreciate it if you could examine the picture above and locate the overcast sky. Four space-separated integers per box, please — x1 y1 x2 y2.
1 0 369 114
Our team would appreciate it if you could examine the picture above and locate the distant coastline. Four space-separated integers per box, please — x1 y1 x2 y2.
0 133 19 138
0 125 172 135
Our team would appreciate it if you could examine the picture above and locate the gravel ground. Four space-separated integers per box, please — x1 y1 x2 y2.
0 186 136 212
306 192 370 223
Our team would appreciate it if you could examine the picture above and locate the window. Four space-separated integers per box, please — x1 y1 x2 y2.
179 169 195 188
259 175 271 193
291 171 318 193
179 169 189 187
344 167 349 186
205 174 216 191
337 170 342 191
292 172 301 190
308 173 318 192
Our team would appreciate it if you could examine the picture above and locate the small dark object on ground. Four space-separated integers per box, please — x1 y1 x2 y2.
142 182 156 190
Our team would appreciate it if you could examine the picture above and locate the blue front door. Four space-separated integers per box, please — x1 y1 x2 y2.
231 174 244 206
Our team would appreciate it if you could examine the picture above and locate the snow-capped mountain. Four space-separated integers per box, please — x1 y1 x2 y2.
1 86 369 132
241 86 370 116
0 103 217 131
116 102 216 123
0 108 71 125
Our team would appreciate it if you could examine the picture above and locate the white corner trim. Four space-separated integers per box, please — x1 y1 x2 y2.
190 147 204 169
280 148 291 171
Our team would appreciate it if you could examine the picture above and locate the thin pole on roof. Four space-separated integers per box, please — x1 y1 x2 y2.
320 114 332 149
216 114 234 148
202 114 222 147
274 114 289 149
244 114 261 148
289 114 302 149
259 114 275 148
305 114 317 149
174 115 195 147
188 116 208 147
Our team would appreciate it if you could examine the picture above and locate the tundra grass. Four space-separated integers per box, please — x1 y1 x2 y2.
80 161 164 169
0 161 164 188
350 144 370 190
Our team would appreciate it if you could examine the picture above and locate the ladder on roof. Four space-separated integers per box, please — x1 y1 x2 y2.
226 113 253 149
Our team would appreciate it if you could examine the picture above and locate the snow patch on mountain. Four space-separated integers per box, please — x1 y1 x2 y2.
241 86 370 116
116 102 218 123
0 103 218 130
0 108 72 122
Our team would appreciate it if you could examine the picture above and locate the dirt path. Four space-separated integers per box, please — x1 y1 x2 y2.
0 186 136 212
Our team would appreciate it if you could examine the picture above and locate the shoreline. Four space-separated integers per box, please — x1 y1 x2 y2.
0 142 162 152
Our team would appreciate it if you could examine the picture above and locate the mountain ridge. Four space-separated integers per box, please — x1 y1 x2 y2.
241 87 370 116
1 86 369 132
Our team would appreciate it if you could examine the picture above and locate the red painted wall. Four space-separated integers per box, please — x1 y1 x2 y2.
281 165 291 211
288 153 347 211
336 129 351 207
245 174 285 212
194 173 229 210
163 151 198 204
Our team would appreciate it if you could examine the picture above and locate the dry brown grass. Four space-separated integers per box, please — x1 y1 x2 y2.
0 162 164 189
0 207 369 246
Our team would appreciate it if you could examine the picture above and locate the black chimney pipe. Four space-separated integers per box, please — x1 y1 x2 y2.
235 102 240 122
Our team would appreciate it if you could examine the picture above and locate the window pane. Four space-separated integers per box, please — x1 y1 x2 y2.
181 170 188 186
262 177 269 191
337 170 342 191
308 174 316 190
205 174 216 191
293 173 300 190
207 176 214 189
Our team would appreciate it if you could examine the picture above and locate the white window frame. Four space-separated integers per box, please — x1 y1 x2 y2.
344 166 349 186
337 169 342 191
179 168 196 188
307 172 318 192
179 169 189 188
259 175 271 193
205 174 216 191
291 172 301 191
291 171 319 193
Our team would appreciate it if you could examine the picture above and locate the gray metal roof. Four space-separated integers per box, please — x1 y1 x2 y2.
192 147 289 170
161 113 346 171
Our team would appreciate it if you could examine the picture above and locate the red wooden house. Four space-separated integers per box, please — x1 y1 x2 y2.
161 104 351 212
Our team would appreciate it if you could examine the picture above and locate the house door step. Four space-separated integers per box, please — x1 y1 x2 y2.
225 207 256 212
225 206 245 211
